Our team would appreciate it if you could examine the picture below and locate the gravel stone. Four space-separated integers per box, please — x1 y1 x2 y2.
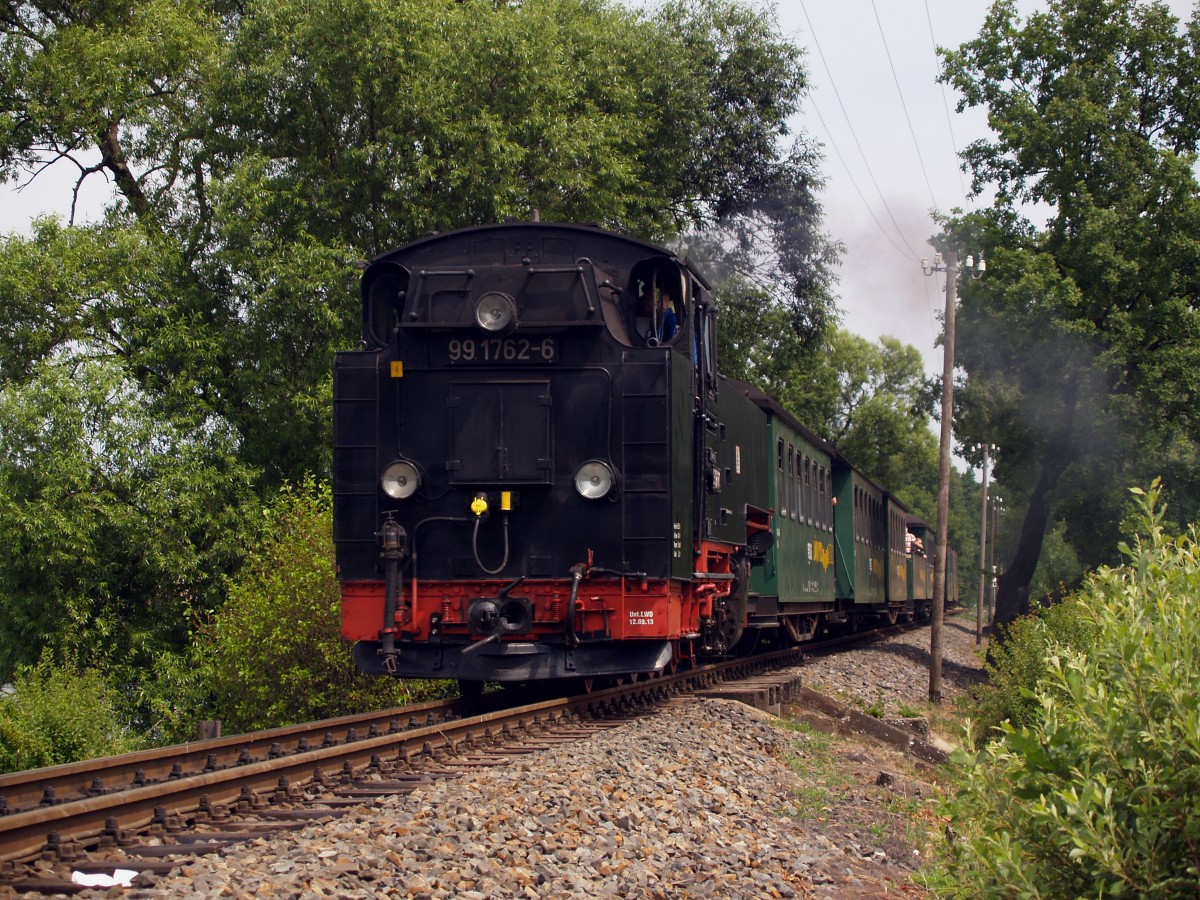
94 621 984 900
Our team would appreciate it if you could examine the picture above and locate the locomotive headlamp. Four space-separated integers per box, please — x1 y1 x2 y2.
381 460 421 500
574 460 617 500
474 291 518 333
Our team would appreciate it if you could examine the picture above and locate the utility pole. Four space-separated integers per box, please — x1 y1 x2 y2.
923 248 957 703
989 495 1000 624
922 247 983 699
976 443 989 645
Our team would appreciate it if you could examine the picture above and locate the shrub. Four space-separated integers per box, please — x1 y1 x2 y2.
930 481 1200 898
190 478 449 734
970 595 1097 738
0 653 141 773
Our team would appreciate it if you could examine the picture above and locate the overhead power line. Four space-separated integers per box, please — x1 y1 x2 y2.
924 0 970 205
870 0 942 212
798 0 924 261
805 96 919 262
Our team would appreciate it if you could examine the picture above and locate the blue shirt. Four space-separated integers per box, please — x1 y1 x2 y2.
659 306 678 342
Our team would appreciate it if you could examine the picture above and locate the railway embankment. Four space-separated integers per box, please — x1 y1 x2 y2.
42 621 983 899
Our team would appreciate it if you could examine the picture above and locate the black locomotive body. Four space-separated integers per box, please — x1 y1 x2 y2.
334 222 956 687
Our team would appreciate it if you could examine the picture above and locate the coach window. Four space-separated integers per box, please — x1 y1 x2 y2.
793 449 801 521
817 466 825 530
803 456 812 526
786 445 795 520
797 455 805 524
797 455 804 523
776 439 785 518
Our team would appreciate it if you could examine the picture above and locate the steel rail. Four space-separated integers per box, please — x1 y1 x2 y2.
0 648 802 868
0 697 462 817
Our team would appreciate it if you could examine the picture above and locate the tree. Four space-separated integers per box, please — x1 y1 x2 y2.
0 0 835 680
2 0 833 481
0 352 258 679
941 0 1200 626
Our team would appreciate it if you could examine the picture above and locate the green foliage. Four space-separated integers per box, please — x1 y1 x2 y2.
941 0 1200 626
0 354 259 680
970 595 1097 739
192 479 438 734
0 653 141 774
1027 518 1084 601
932 482 1200 898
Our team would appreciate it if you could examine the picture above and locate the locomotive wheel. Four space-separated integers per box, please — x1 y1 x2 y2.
713 554 753 653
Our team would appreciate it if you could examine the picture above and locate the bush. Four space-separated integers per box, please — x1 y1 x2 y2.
930 481 1200 898
190 478 448 734
0 653 141 773
970 595 1098 738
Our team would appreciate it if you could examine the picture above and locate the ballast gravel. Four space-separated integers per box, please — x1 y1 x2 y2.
126 702 880 899
112 622 985 899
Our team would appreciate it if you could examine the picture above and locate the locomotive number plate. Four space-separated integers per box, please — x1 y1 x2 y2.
444 336 557 364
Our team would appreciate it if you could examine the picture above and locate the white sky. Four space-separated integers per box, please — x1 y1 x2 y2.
782 0 1195 376
1 0 1195 379
784 0 994 376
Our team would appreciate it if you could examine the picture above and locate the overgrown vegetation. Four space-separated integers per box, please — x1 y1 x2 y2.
930 482 1200 898
0 654 142 772
968 595 1098 739
0 482 449 770
188 479 449 736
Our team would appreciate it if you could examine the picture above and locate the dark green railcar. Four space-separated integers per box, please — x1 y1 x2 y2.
727 381 836 642
832 462 909 625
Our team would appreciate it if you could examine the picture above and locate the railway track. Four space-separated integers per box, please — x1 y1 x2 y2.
0 648 805 894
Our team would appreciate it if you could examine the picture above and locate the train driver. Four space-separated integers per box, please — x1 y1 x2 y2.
658 283 678 342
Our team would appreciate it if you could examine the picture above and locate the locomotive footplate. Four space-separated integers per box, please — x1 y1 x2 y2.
352 638 674 682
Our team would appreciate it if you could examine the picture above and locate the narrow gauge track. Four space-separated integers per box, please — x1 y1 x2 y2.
0 696 468 821
0 648 802 894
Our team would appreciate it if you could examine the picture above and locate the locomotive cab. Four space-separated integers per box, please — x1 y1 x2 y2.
628 258 687 348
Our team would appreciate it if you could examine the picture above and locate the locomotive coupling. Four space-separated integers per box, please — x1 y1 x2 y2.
466 576 533 643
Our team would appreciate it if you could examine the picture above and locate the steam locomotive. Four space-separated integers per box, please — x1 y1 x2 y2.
333 222 957 689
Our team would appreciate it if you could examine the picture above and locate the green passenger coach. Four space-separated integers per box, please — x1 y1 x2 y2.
729 381 836 643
